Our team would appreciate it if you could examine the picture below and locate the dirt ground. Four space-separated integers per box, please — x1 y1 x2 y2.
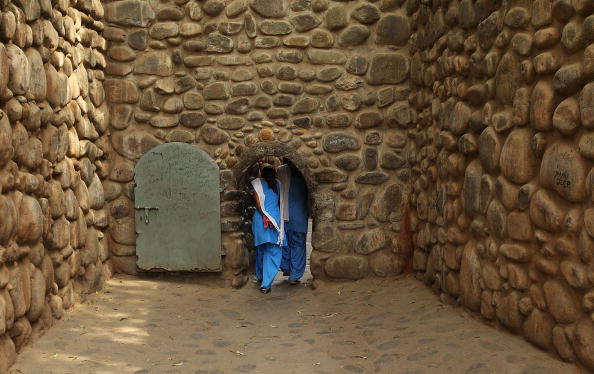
9 271 585 374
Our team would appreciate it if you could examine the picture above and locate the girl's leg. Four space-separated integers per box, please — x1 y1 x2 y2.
280 243 290 276
255 245 263 282
289 232 307 281
261 243 282 290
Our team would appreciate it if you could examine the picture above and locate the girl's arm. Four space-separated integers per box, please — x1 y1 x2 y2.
253 190 264 215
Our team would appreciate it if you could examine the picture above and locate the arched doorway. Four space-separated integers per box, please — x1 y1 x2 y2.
230 142 324 288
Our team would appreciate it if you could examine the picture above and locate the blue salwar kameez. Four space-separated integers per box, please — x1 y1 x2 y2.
251 179 285 291
280 172 308 282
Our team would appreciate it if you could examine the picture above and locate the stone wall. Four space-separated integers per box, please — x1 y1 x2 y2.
4 0 594 371
408 0 594 370
0 0 110 370
103 0 413 285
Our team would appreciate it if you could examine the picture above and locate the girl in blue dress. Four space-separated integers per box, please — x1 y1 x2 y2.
251 166 285 293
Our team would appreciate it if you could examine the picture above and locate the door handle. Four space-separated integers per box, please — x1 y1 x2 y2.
136 207 158 224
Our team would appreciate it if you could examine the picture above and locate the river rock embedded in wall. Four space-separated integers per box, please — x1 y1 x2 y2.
355 171 389 185
478 126 502 173
8 265 32 318
134 52 173 76
370 250 405 277
45 65 70 107
367 53 409 85
0 111 13 168
25 48 46 101
308 50 347 65
110 216 136 246
540 142 588 202
373 183 403 222
334 154 361 170
575 319 594 369
0 196 17 245
495 291 523 332
105 0 155 26
463 160 482 215
486 200 507 239
338 25 370 47
324 255 370 280
499 128 536 185
259 20 293 35
581 82 594 128
323 132 361 153
355 228 389 255
128 29 149 50
290 13 321 32
495 53 522 105
530 81 555 131
0 44 8 94
150 22 179 40
459 241 481 312
529 189 568 232
250 0 286 18
351 4 380 24
26 269 45 322
449 101 471 135
523 308 554 350
312 223 339 252
380 151 405 169
7 45 31 96
105 79 139 104
111 130 162 159
543 280 582 324
17 197 43 244
552 97 580 135
314 168 347 183
325 6 348 30
201 125 230 145
0 335 15 372
553 63 584 96
376 14 409 46
386 102 412 128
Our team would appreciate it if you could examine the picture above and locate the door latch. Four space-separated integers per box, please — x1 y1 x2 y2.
136 207 158 224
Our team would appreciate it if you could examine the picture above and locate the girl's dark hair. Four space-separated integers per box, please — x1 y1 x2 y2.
261 166 277 193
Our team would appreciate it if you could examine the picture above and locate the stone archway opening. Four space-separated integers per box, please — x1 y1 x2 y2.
230 141 319 287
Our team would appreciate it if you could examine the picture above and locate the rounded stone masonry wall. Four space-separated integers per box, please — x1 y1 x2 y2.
103 0 415 285
408 0 594 371
0 0 111 370
5 0 594 371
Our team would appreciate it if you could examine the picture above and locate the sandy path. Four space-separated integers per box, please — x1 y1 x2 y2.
9 272 585 374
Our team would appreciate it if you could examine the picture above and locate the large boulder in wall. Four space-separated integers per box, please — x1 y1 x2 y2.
324 254 370 280
0 336 16 373
0 110 13 168
17 196 43 244
459 241 481 311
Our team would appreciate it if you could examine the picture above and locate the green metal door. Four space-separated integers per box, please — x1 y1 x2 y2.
134 142 222 271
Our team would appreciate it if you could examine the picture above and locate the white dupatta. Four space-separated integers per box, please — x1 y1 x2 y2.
276 165 291 222
251 178 285 245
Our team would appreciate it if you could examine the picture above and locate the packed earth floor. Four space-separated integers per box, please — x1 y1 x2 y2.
10 273 584 374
